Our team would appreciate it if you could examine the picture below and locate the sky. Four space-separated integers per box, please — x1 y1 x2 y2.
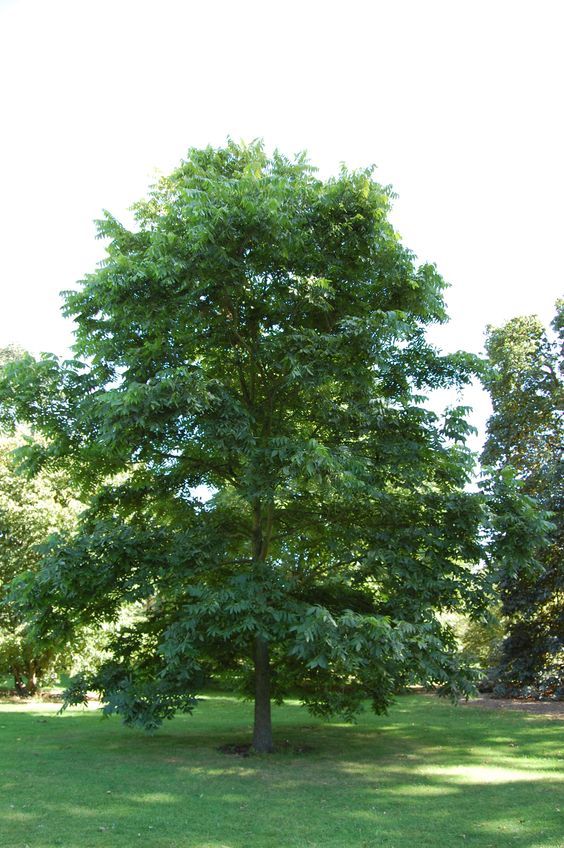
1 0 563 449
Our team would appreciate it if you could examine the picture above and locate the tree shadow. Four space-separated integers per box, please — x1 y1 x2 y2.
0 695 562 847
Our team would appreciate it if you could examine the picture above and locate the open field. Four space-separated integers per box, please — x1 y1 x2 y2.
0 693 562 848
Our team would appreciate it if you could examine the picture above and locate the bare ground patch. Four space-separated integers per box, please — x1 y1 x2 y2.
459 693 564 719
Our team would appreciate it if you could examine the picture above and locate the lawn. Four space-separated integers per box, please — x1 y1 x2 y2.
0 693 562 848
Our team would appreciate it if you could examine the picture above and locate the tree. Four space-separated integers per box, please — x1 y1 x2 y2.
0 430 79 695
482 301 563 698
0 345 25 367
0 141 537 748
0 345 92 695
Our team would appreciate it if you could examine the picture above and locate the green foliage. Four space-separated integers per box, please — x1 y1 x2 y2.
482 301 564 699
0 344 101 695
0 432 80 693
0 345 25 367
0 141 547 733
483 305 563 479
448 610 505 671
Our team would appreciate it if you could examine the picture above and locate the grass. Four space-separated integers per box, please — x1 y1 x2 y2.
0 693 562 848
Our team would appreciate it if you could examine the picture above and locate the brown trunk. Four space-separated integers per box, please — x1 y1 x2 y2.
26 662 38 697
250 498 274 752
13 668 28 697
252 635 273 753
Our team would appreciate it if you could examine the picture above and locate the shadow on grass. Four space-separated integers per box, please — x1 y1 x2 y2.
0 694 562 848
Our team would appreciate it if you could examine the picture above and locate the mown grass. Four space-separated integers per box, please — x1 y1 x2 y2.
0 693 562 848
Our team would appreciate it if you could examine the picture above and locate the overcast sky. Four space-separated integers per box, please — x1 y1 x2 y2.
1 0 562 448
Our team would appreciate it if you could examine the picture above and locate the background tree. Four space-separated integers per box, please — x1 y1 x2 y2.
482 301 563 698
445 608 505 674
0 344 90 695
0 432 80 695
0 345 25 367
0 142 541 748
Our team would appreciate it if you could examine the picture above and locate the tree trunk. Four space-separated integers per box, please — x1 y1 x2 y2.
26 662 38 697
13 667 28 697
251 498 274 752
252 635 274 753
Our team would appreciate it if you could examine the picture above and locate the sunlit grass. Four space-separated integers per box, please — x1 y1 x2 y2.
419 764 563 783
0 693 562 847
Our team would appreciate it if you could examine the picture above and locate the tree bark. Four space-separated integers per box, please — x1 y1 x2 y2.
13 667 28 697
26 662 38 697
252 635 274 753
250 497 274 752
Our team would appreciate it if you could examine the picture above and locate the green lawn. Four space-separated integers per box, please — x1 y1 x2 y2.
0 693 562 848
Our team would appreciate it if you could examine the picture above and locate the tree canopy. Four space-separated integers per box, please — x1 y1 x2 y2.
0 435 81 694
482 301 563 698
0 346 82 694
0 141 545 748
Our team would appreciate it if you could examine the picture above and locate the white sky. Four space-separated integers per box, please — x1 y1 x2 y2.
1 0 563 449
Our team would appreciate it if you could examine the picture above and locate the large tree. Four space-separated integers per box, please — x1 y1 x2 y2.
0 435 79 694
0 142 539 748
0 346 81 694
482 302 563 698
